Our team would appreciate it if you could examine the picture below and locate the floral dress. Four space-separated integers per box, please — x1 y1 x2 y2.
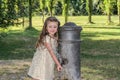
28 35 58 80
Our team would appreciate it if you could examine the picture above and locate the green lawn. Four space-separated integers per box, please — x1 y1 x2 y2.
0 15 120 80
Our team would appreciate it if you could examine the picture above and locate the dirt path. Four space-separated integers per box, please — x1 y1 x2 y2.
0 60 31 80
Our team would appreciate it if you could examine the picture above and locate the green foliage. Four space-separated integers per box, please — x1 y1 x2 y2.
104 0 110 14
0 0 8 27
92 0 104 15
86 0 93 14
69 0 81 16
117 0 120 15
79 0 87 15
46 0 58 16
17 0 29 17
117 0 120 24
40 0 46 10
0 0 120 28
54 1 62 15
62 0 70 23
7 0 17 25
103 0 116 15
103 0 117 24
0 0 29 27
39 0 46 23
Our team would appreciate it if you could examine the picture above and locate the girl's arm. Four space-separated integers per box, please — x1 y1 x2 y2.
44 42 62 71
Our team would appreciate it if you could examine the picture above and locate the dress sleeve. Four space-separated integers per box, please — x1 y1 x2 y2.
44 35 51 43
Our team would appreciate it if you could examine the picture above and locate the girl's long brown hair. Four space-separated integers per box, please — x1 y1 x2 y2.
36 17 60 48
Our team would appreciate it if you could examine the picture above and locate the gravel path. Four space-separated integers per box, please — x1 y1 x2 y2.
0 60 31 80
0 60 81 80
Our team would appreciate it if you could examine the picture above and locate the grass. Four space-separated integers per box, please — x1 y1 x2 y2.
0 27 39 59
79 16 120 80
0 15 120 80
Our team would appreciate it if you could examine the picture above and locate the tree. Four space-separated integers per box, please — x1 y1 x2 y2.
0 0 7 27
104 0 113 24
92 0 103 15
17 0 27 27
28 0 33 29
62 0 70 23
69 0 81 16
7 0 17 25
117 0 120 25
86 0 94 23
40 0 46 23
46 0 56 16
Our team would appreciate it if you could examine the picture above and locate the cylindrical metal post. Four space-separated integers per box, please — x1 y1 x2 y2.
58 22 82 80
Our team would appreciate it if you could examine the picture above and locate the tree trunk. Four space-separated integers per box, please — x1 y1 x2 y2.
50 0 53 16
62 0 69 23
106 0 112 24
108 13 111 23
22 17 24 27
65 4 68 23
88 12 92 23
42 10 45 24
89 0 92 23
118 0 120 24
29 0 32 28
40 0 45 24
86 0 93 23
119 15 120 24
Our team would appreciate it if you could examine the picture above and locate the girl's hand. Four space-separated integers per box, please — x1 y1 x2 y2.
57 65 62 71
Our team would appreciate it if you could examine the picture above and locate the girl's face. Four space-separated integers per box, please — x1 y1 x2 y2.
46 21 58 36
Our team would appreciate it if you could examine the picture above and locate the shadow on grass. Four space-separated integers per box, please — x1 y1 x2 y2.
84 26 120 29
0 28 41 60
81 39 120 56
82 30 120 38
25 26 39 31
81 39 120 79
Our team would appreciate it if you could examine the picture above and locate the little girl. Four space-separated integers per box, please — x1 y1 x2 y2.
28 17 62 80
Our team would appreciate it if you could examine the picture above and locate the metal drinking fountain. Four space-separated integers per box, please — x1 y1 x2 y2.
58 22 82 80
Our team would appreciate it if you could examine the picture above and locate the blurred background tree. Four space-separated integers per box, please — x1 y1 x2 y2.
0 0 119 27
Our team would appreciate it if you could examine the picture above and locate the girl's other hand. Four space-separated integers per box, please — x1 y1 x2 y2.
57 65 62 71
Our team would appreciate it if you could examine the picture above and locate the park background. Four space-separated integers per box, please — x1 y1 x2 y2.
0 0 120 80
